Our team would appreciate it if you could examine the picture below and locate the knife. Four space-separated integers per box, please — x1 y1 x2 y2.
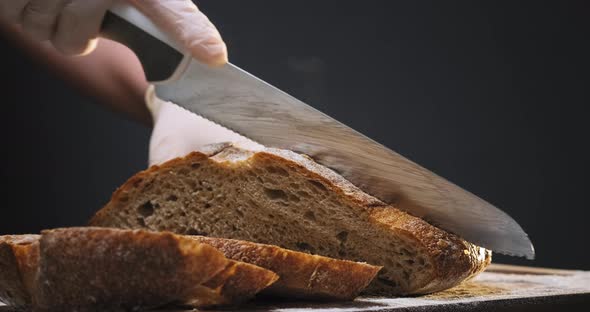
101 2 534 259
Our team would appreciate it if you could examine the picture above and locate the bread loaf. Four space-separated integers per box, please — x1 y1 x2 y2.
90 144 491 295
0 227 278 310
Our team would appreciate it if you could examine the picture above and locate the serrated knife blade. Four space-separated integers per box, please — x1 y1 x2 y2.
154 60 534 259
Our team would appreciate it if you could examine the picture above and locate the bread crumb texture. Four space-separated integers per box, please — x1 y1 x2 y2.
90 145 491 295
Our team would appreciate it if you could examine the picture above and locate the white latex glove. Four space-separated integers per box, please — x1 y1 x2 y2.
146 86 263 166
0 0 227 65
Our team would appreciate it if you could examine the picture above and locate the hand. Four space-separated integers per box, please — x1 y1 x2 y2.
146 87 262 166
0 0 227 66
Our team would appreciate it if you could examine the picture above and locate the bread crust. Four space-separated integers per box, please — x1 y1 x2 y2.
194 259 279 307
192 236 381 300
35 227 230 310
1 228 278 310
0 235 39 307
91 145 491 295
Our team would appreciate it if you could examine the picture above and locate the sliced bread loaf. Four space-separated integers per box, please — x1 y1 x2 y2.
0 227 278 310
191 236 381 300
90 144 492 295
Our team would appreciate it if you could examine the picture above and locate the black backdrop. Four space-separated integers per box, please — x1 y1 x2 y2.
0 1 588 269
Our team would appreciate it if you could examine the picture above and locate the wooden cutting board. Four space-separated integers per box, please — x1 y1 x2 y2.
1 264 588 311
165 264 590 312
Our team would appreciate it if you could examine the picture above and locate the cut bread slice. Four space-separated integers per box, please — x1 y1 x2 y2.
35 227 229 310
0 227 278 310
191 236 381 300
90 144 492 295
193 258 279 307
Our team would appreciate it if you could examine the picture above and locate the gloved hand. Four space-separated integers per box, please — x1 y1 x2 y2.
146 86 262 166
0 0 227 66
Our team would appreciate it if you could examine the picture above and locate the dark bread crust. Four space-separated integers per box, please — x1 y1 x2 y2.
0 235 39 306
192 236 381 300
1 228 277 310
35 227 229 310
91 145 491 295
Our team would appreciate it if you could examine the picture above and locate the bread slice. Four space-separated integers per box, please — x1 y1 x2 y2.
0 235 39 306
191 236 381 300
193 258 278 307
34 227 229 310
0 228 278 310
90 144 492 295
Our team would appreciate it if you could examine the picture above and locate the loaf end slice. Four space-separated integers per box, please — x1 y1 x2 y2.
90 145 492 295
0 235 39 307
35 227 230 310
2 228 277 310
192 236 381 300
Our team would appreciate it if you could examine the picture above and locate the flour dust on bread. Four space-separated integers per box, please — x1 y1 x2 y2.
91 144 491 295
0 228 278 310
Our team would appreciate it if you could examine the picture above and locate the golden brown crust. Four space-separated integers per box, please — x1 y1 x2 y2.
192 260 279 307
91 145 491 295
369 208 491 293
192 236 381 300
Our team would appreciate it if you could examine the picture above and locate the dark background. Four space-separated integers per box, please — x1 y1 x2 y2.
0 1 588 269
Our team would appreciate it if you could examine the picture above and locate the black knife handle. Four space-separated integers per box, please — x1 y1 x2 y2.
100 11 184 82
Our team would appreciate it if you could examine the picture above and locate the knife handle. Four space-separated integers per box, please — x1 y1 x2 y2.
100 2 189 82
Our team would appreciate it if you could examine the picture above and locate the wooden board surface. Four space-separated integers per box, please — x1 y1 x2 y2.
170 264 590 312
1 264 588 311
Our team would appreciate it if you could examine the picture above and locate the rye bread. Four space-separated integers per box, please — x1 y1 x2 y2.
90 144 492 295
0 228 278 310
191 236 381 300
